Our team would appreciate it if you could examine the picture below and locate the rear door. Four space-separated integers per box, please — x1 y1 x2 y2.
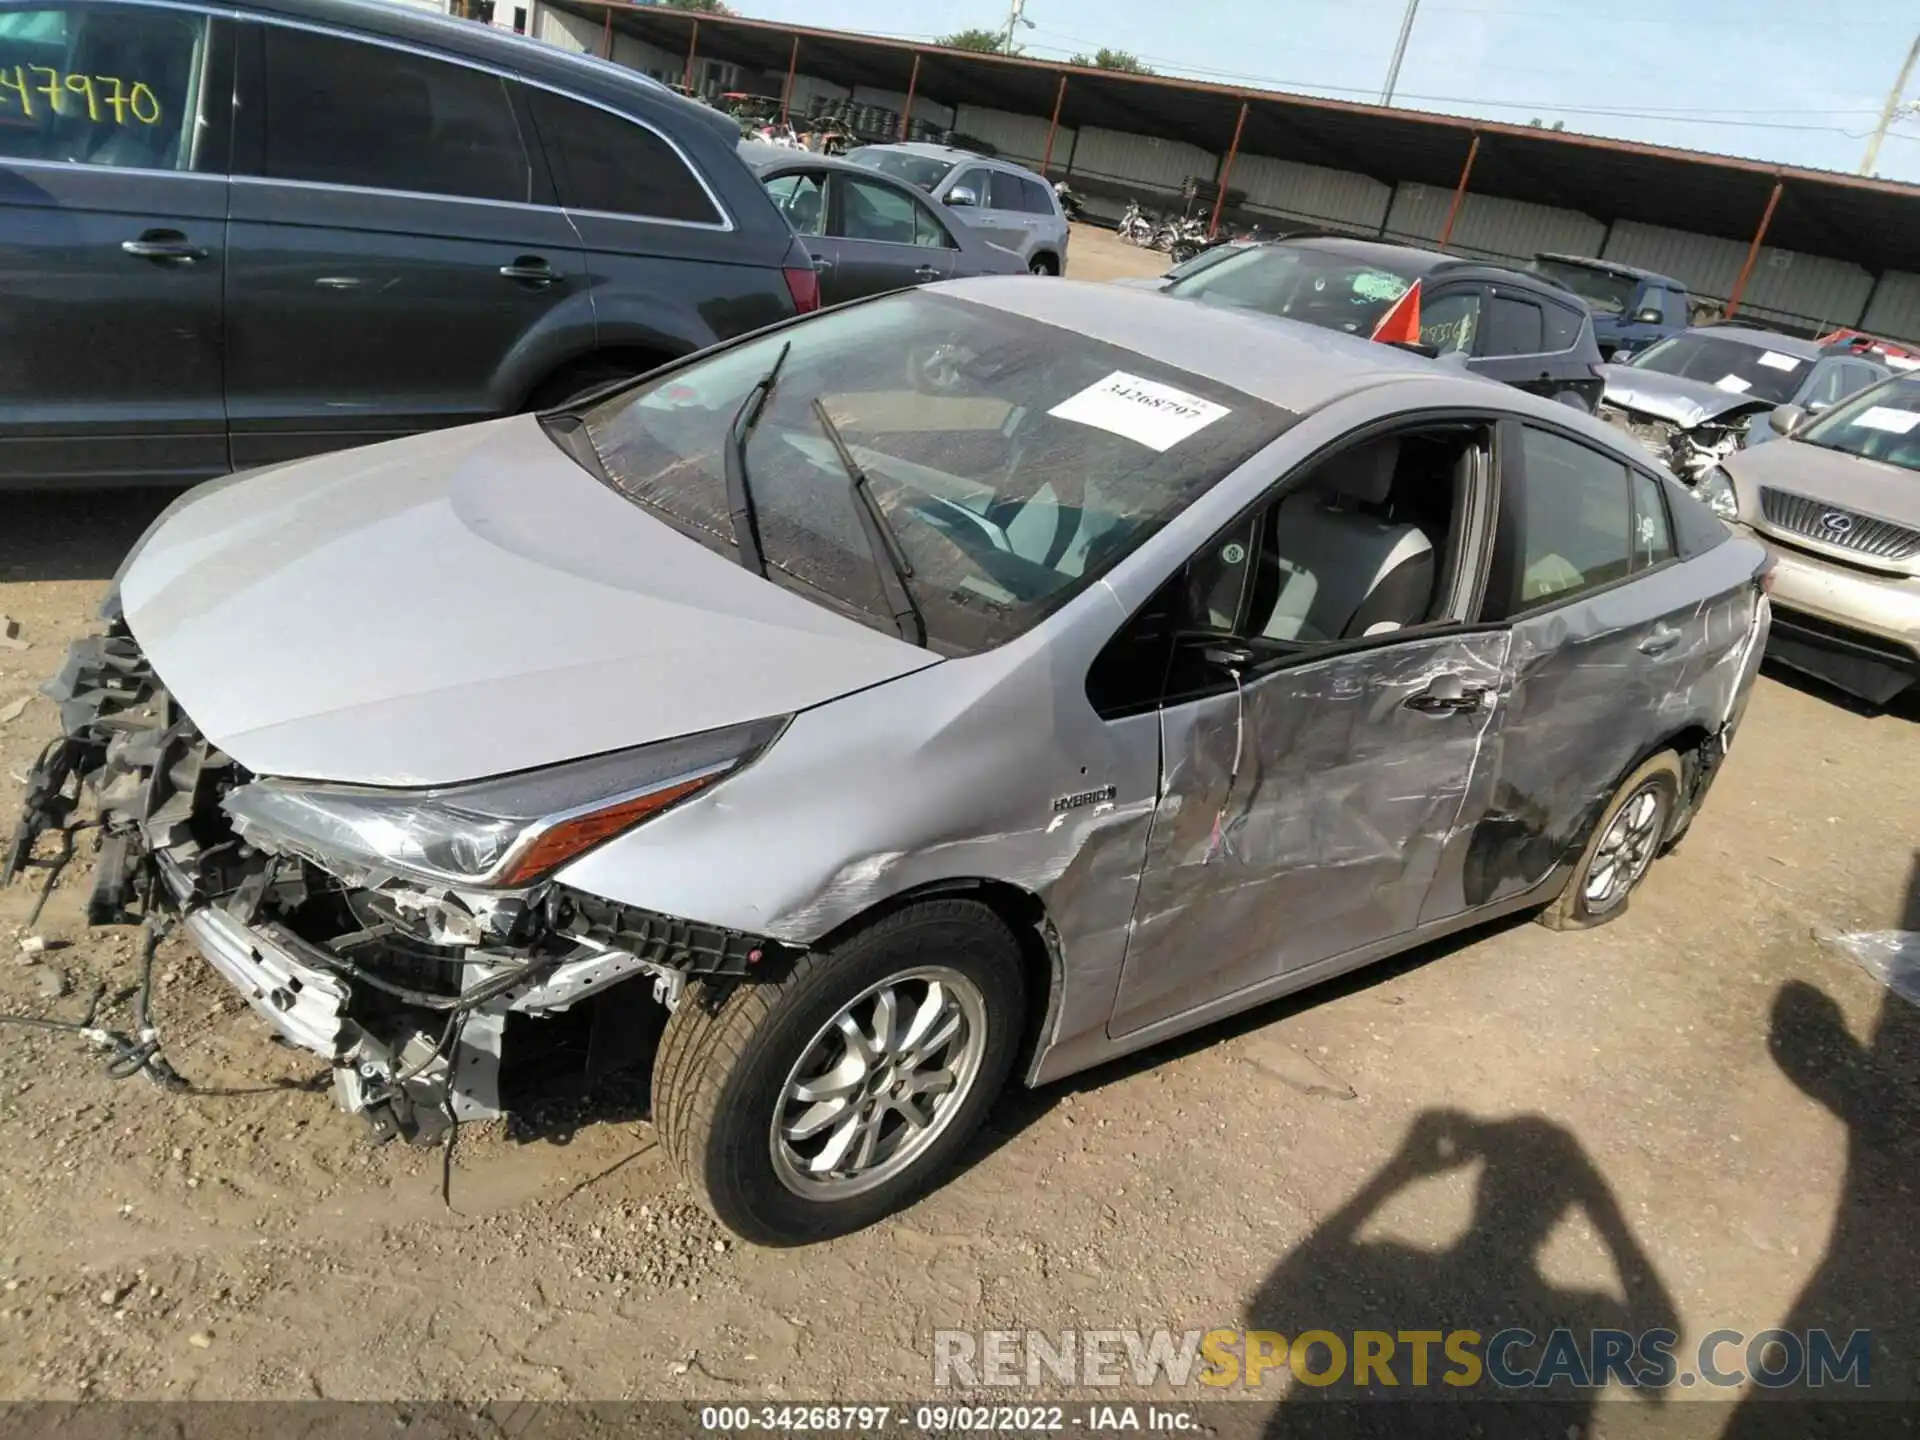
1438 422 1705 917
0 2 231 485
821 171 952 301
226 21 585 468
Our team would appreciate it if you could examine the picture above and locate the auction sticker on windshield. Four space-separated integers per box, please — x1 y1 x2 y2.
1049 371 1230 453
1851 405 1920 434
1757 351 1802 372
1715 374 1753 393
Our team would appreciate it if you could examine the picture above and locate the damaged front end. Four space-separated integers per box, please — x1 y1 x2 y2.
5 624 789 1142
1596 403 1754 487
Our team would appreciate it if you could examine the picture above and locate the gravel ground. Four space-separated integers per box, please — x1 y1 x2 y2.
0 227 1915 1419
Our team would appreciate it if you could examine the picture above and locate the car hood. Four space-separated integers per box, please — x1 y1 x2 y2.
1725 434 1920 526
1600 364 1772 429
117 416 938 787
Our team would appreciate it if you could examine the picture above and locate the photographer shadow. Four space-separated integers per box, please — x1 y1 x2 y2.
1247 1108 1678 1438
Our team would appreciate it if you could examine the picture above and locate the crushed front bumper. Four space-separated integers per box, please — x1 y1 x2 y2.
7 623 783 1141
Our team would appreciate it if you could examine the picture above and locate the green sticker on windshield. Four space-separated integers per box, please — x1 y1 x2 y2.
1353 272 1411 303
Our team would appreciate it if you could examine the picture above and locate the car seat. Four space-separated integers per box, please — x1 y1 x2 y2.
1255 439 1436 641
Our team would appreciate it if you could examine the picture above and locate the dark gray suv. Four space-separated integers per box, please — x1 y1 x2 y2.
0 0 820 488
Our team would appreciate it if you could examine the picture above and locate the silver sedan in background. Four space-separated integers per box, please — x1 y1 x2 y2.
740 142 1025 305
10 281 1769 1244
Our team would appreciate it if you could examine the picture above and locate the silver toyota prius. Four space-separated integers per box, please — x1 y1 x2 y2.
8 279 1772 1245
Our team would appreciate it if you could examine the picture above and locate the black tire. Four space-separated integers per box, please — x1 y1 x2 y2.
1538 751 1683 931
654 898 1027 1245
523 357 658 413
1028 253 1058 276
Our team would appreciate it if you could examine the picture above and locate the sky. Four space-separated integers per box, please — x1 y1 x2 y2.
734 0 1920 184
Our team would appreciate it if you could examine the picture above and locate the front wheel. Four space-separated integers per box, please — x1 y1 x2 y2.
1538 751 1682 931
654 899 1027 1245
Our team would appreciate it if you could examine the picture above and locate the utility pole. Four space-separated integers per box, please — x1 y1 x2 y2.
1002 0 1032 54
1380 0 1421 106
1861 27 1920 177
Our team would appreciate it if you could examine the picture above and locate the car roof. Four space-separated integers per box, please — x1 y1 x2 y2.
1686 324 1825 357
1245 235 1564 293
236 0 740 143
938 277 1458 411
737 142 889 179
858 142 1032 172
1535 253 1686 288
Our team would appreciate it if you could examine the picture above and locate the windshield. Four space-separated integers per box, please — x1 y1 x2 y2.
844 148 957 192
1163 245 1414 338
1532 260 1637 315
1796 374 1920 473
576 291 1289 654
1626 333 1808 406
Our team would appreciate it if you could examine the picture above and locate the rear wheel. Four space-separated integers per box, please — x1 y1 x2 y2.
1538 751 1682 931
524 354 668 413
1028 253 1058 276
654 899 1026 1245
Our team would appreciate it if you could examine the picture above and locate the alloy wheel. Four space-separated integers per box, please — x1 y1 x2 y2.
1581 781 1667 913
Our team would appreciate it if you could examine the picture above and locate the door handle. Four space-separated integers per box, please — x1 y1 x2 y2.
912 265 941 281
1404 675 1489 715
1638 625 1682 656
122 230 207 263
498 256 558 286
810 254 834 271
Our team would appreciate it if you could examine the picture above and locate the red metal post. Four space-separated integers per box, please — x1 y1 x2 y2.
1209 101 1248 238
1438 133 1480 249
1041 73 1068 177
900 52 921 141
600 4 612 59
780 34 799 126
1726 179 1784 318
682 17 699 94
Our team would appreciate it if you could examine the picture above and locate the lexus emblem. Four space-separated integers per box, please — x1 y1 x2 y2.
1819 511 1854 536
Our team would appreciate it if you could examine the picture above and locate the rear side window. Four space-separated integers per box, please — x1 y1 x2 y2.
1018 175 1056 215
0 3 213 172
261 26 532 202
1483 294 1546 356
988 170 1027 211
1485 427 1635 618
1629 469 1674 570
528 88 721 225
1542 300 1583 352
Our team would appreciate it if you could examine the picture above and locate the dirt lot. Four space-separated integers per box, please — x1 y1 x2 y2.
1 227 1915 1419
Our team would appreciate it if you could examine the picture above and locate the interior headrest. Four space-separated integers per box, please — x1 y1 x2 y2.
1311 438 1400 505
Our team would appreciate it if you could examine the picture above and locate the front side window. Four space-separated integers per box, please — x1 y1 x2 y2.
1165 245 1415 338
1626 333 1806 405
1795 373 1920 473
1486 427 1635 618
838 175 933 246
529 88 721 224
1419 289 1481 354
948 166 990 202
0 3 211 172
261 26 531 203
1482 294 1546 357
1801 360 1859 412
574 291 1291 653
762 170 823 235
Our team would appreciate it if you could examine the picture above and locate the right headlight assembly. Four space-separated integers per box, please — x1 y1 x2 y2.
1696 465 1740 523
223 716 787 890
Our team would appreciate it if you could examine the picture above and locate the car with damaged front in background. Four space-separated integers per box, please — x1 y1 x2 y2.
7 279 1772 1246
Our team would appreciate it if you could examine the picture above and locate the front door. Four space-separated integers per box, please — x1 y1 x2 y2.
223 21 582 468
822 172 953 301
1105 416 1507 1037
0 2 231 485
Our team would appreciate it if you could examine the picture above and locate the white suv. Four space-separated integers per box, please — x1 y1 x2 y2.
844 143 1070 275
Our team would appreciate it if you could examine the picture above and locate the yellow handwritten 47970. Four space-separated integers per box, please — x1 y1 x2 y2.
0 64 162 126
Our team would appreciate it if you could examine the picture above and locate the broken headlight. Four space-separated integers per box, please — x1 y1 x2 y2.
222 717 786 889
1697 466 1739 522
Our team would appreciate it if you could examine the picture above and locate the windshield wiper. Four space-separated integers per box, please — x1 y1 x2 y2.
724 340 791 578
809 398 927 647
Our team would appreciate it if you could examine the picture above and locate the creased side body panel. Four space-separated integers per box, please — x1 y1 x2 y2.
1109 632 1510 1038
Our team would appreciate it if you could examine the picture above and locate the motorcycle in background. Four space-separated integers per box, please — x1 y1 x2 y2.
1053 181 1086 221
1117 200 1154 246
